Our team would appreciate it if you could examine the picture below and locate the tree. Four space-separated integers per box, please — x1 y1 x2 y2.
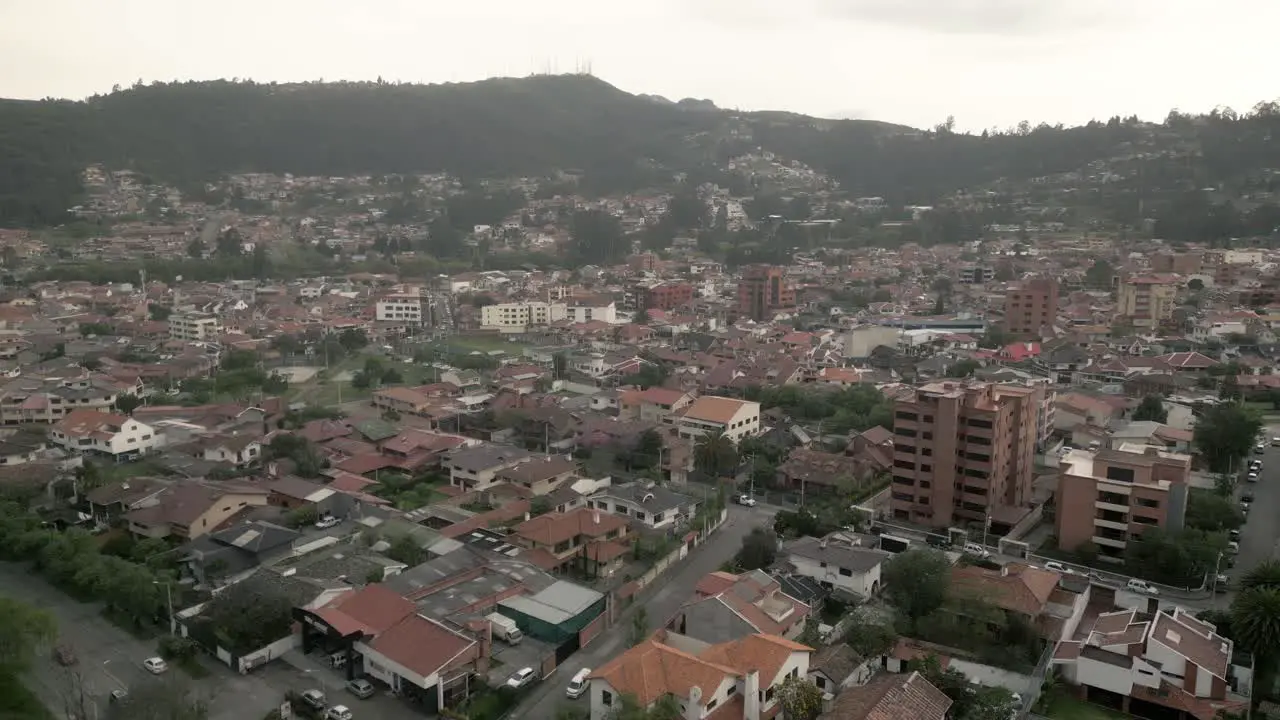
0 597 56 674
735 528 777 571
1185 488 1243 532
530 496 552 518
883 548 952 630
1194 403 1262 473
1132 395 1168 423
115 393 143 415
776 676 824 720
569 209 625 265
1231 587 1280 680
628 607 649 647
694 431 739 479
185 238 205 258
946 359 980 378
201 582 294 653
1084 260 1113 289
1243 560 1280 591
147 303 171 321
113 677 209 720
552 352 570 380
1188 278 1205 291
842 608 897 658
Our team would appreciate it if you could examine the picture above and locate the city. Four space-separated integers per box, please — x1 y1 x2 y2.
1 59 1280 720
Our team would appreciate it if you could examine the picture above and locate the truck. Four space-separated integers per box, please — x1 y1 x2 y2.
486 613 524 645
878 534 912 554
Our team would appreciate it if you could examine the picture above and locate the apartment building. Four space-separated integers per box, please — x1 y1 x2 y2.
479 301 567 332
1055 445 1191 561
737 265 795 321
0 377 125 424
958 265 992 284
169 312 222 342
375 293 424 324
675 396 761 443
1117 275 1179 330
1004 277 1059 336
1052 607 1248 720
639 282 695 311
566 296 617 325
889 382 1044 529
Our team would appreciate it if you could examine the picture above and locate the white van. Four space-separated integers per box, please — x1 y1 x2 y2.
566 668 592 699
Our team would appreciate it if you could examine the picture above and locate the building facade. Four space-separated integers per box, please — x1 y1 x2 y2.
639 282 695 312
1055 445 1191 561
737 265 795 321
169 312 222 342
480 302 567 332
1004 277 1059 336
1117 276 1178 330
376 294 425 324
890 382 1044 528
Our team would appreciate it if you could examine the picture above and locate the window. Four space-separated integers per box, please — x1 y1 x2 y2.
839 567 852 577
892 475 914 486
893 459 915 470
1135 498 1160 509
706 699 718 711
814 676 826 690
896 444 917 455
1105 466 1136 483
726 686 736 696
602 691 613 707
967 418 993 429
895 411 918 421
895 427 917 438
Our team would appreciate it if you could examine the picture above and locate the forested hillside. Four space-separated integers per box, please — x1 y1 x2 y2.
2 74 1280 228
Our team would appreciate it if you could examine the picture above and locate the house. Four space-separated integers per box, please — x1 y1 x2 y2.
1051 607 1249 720
807 644 875 694
183 520 301 587
125 480 270 540
444 443 534 491
587 481 699 529
85 477 167 523
50 409 160 460
776 449 879 499
674 395 761 442
496 455 577 496
817 671 951 720
950 563 1090 641
296 584 483 709
668 570 811 644
588 632 813 720
630 387 694 423
510 507 631 576
783 534 890 599
193 433 262 467
264 475 346 516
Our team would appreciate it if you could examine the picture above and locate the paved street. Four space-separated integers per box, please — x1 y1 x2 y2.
507 502 775 719
0 563 281 720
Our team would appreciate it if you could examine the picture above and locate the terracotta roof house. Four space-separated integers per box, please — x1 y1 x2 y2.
589 632 813 720
668 569 811 644
950 563 1090 641
125 479 270 540
675 395 761 443
817 670 951 720
510 506 630 577
50 408 161 460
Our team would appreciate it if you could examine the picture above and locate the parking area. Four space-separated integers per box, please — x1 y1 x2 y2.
257 651 429 720
487 637 556 687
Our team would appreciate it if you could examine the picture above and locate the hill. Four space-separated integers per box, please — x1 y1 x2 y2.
2 75 1280 229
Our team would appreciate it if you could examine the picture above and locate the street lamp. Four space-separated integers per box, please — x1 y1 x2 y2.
153 581 175 636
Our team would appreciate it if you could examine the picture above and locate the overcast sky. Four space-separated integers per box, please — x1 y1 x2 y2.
2 0 1275 131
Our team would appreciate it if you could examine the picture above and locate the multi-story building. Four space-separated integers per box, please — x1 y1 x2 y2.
1004 277 1059 336
1117 275 1178 330
0 376 132 424
1051 607 1248 719
638 282 695 312
375 293 424 324
958 265 992 284
50 409 161 460
737 265 795 321
1055 444 1191 562
566 296 617 325
674 396 761 443
889 381 1044 530
169 312 222 342
480 301 567 332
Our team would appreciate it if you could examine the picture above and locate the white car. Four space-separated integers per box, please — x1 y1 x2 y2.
737 494 757 507
507 667 536 689
142 657 167 674
315 515 341 530
1044 561 1075 575
962 543 990 559
1127 579 1159 596
1248 472 1259 483
1228 541 1240 555
325 706 353 720
566 668 592 699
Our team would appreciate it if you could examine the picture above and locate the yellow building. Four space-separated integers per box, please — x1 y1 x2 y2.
1117 275 1178 330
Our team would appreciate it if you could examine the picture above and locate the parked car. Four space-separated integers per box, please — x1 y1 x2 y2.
109 689 129 704
346 679 375 699
1257 444 1267 454
142 657 167 675
926 534 950 549
54 643 77 666
1230 529 1241 542
566 668 592 699
1228 541 1240 555
325 706 353 720
1044 561 1075 575
736 494 756 507
1216 575 1230 593
962 542 990 559
1272 437 1280 446
1248 472 1259 483
506 667 536 689
315 515 341 530
300 689 327 710
1126 579 1159 596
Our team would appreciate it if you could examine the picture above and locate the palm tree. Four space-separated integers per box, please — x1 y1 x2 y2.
1231 587 1280 678
694 431 738 479
1243 560 1280 590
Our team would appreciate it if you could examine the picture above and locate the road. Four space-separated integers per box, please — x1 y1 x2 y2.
0 563 281 720
1210 435 1280 606
507 502 776 719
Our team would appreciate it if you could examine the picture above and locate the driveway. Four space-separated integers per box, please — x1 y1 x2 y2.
0 563 282 720
506 503 775 719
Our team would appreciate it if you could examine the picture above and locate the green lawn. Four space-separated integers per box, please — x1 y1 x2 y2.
0 675 53 720
1041 693 1132 720
449 334 526 354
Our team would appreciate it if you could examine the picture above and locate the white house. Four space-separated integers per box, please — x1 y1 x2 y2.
783 534 889 598
566 297 618 325
50 409 160 460
589 633 811 720
376 293 424 324
587 482 698 530
675 396 761 443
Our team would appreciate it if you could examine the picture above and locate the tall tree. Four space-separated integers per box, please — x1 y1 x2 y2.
0 597 56 673
883 549 952 630
694 431 738 479
735 528 778 571
1132 395 1168 423
777 676 824 720
1231 587 1280 682
1243 560 1280 591
1194 403 1262 473
628 607 649 647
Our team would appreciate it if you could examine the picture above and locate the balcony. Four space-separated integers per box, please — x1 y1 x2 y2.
1093 518 1129 531
1092 535 1128 549
1094 500 1130 514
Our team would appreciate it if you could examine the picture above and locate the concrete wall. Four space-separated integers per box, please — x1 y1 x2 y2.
949 658 1037 696
238 634 299 673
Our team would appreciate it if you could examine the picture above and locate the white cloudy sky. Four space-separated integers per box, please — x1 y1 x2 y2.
1 0 1275 131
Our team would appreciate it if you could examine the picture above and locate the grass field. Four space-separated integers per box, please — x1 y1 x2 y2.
448 334 527 355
